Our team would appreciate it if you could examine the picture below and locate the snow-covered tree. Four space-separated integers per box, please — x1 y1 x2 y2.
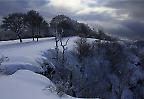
74 37 92 62
26 10 48 41
1 13 26 42
26 10 38 41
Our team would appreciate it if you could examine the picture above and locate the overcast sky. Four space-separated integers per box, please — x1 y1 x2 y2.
0 0 144 40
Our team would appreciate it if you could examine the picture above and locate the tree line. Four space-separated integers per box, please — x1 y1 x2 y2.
0 10 117 42
0 10 48 42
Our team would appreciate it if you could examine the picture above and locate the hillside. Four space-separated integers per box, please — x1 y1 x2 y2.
0 37 79 74
0 37 85 99
0 37 144 98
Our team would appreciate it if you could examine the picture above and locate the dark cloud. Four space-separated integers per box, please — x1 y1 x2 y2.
72 13 112 22
104 0 144 21
0 1 29 15
121 21 144 39
0 0 48 16
0 0 144 40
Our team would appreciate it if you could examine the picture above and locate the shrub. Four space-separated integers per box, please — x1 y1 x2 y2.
74 37 92 61
55 81 69 97
46 82 67 97
139 52 144 69
0 56 9 65
0 56 9 74
46 80 70 97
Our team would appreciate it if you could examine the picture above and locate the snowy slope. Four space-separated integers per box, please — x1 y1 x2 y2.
0 37 77 74
0 70 79 99
0 37 90 99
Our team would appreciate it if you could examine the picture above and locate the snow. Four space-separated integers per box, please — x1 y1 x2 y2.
1 36 142 98
0 37 87 99
0 37 77 73
0 70 79 99
0 37 55 65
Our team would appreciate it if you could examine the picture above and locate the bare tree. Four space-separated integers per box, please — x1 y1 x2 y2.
59 36 69 66
35 15 44 42
26 10 37 41
54 26 60 62
1 13 26 43
26 10 48 41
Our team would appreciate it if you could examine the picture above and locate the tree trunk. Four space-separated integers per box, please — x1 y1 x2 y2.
55 37 59 62
32 26 35 41
37 24 41 42
37 37 38 42
62 46 65 66
32 35 35 41
17 34 22 43
36 24 39 42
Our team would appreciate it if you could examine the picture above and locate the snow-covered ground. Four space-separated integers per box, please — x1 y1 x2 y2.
0 37 90 99
0 70 79 99
0 37 143 99
0 37 85 99
0 37 77 73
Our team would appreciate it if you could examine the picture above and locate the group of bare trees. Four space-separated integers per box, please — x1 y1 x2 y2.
0 10 48 42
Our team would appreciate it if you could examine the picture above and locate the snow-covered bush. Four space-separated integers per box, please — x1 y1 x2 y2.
55 81 70 97
0 56 9 73
46 81 68 97
139 52 144 69
40 49 76 97
74 37 92 61
0 56 9 65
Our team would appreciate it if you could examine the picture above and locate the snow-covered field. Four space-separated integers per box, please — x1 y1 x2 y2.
0 37 143 99
0 37 77 73
0 37 84 99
